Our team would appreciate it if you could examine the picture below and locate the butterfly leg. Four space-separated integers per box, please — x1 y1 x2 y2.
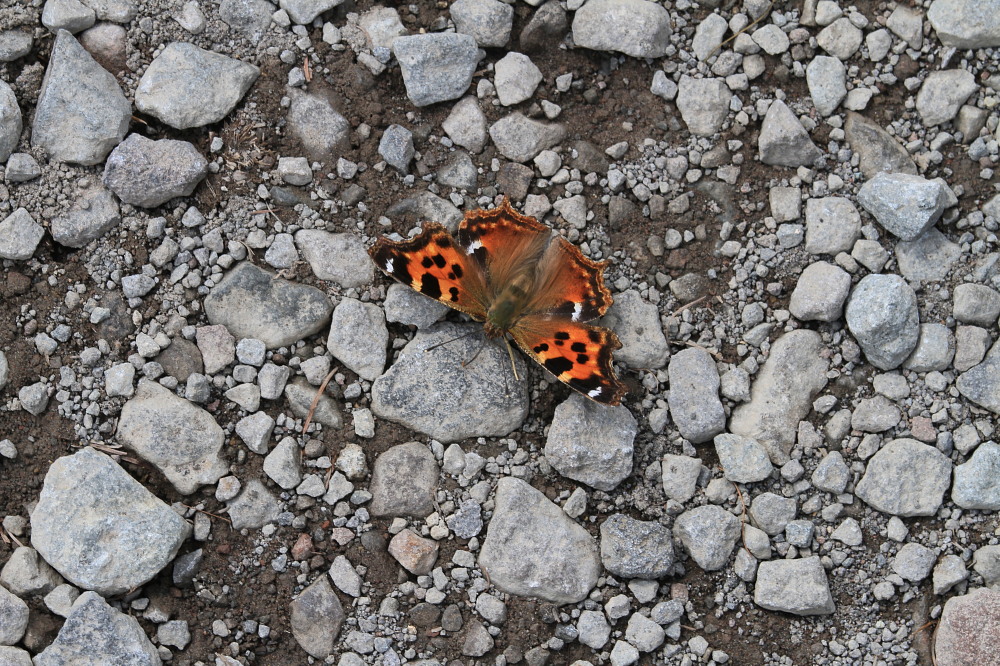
460 336 488 370
503 337 520 381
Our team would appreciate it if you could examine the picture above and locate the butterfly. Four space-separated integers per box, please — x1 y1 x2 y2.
369 197 627 405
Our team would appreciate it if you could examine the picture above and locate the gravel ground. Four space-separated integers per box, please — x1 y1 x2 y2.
2 0 1000 664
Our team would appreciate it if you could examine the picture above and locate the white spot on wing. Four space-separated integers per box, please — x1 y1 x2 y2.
572 302 584 321
466 239 483 255
588 387 602 398
384 258 394 273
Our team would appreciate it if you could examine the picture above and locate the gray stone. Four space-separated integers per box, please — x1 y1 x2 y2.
625 612 665 652
675 76 731 137
0 208 45 261
519 0 568 54
435 150 477 190
855 438 952 517
494 52 542 106
752 24 789 55
32 30 130 165
603 289 670 369
226 479 281 530
805 197 861 255
934 587 1000 666
891 542 936 582
806 56 846 116
50 185 120 248
33 592 159 666
955 326 991 373
830 517 861 546
290 576 345 659
887 5 923 48
844 111 917 178
104 362 135 397
156 620 190 650
730 330 829 464
392 33 479 107
0 547 62 597
933 554 969 596
103 134 207 207
714 433 773 483
0 585 28 645
952 441 1000 510
0 80 20 163
205 262 333 349
953 284 1000 327
759 100 822 167
446 499 483 539
442 96 488 153
599 514 674 579
571 0 672 58
284 378 342 428
789 261 851 322
857 173 949 241
851 395 902 432
489 113 566 162
576 610 611 650
973 545 1000 587
479 477 600 603
116 380 228 494
219 0 274 40
369 442 438 518
811 451 851 493
329 555 363 597
31 447 190 595
286 89 350 160
957 340 1000 414
904 323 956 372
916 69 979 127
4 153 41 182
383 283 448 328
462 620 494 657
263 436 301 490
0 31 33 62
691 12 727 60
78 0 137 22
277 156 311 185
294 230 373 288
816 17 862 60
749 492 796 535
666 348 725 443
544 393 636 491
452 0 513 47
195 324 235 375
895 228 962 282
674 505 740 571
279 0 342 24
754 557 835 615
845 274 920 370
327 298 387 381
371 323 528 442
42 0 96 35
928 0 1000 48
19 382 49 416
379 124 414 172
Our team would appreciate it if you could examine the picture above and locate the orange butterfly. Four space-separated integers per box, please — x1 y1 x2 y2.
369 198 627 405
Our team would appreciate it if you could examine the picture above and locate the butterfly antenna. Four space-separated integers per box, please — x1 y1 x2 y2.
460 337 487 369
425 329 478 352
503 337 520 381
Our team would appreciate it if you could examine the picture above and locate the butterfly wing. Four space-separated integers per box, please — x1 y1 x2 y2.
457 198 552 299
369 223 490 320
523 235 615 322
510 315 627 406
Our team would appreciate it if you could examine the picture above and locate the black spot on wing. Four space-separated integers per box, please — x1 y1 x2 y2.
421 256 433 268
587 329 602 343
571 342 587 353
451 264 463 278
554 331 570 340
432 254 446 268
577 354 589 364
448 286 459 302
533 343 549 353
420 273 442 299
544 356 574 376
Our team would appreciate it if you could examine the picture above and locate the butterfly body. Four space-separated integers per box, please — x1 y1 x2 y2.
370 198 627 406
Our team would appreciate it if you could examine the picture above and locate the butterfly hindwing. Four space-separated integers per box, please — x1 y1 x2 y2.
369 223 489 320
511 315 626 406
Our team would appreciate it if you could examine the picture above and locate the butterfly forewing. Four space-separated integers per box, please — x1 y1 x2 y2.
457 199 551 296
369 223 490 320
510 315 627 406
525 236 614 322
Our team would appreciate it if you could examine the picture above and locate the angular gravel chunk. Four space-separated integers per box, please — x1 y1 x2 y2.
845 274 920 371
599 514 674 579
479 477 600 603
758 100 822 167
544 394 636 492
857 172 950 241
571 0 672 58
674 505 740 571
666 347 725 443
754 557 835 615
392 33 479 107
103 134 207 207
290 576 345 659
855 439 952 517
